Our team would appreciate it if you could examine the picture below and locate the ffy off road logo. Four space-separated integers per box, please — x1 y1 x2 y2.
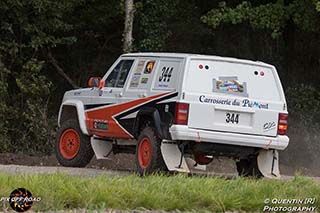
1 188 41 212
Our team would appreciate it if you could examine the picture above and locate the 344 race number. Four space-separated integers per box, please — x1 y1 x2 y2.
159 67 173 82
226 113 240 124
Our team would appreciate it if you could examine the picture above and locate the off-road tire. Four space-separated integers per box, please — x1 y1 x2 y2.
135 127 167 176
236 156 263 178
55 119 94 167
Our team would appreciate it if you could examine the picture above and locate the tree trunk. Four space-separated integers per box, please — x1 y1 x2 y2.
123 0 135 53
47 49 78 89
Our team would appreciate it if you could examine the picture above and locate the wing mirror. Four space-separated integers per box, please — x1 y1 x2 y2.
88 77 104 88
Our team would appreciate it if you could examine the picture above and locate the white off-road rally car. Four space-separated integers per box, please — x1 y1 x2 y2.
56 53 289 178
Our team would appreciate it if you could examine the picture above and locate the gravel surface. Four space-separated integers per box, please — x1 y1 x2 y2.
0 164 130 177
1 164 320 182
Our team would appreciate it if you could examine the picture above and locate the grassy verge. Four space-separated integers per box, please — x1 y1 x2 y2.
0 173 319 212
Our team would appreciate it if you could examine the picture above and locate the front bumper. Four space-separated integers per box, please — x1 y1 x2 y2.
169 125 289 150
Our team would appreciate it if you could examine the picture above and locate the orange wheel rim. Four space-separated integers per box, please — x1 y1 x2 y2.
59 129 80 159
138 137 151 169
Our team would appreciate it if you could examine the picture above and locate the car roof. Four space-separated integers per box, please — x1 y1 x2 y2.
121 52 273 68
122 52 194 58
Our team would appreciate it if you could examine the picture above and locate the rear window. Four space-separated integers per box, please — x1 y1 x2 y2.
185 59 281 101
153 59 181 91
128 59 157 90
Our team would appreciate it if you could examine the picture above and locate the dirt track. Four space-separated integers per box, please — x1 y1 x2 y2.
0 153 319 180
0 164 130 177
0 153 237 175
1 164 320 182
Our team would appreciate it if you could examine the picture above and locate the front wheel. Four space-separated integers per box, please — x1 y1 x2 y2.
55 119 94 167
135 127 167 176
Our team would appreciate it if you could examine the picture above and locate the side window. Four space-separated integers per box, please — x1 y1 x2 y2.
129 59 156 89
105 60 134 88
153 60 180 90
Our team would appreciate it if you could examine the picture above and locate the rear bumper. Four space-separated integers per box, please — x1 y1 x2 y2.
169 125 289 150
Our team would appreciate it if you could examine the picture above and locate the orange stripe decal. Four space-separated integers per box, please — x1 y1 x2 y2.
86 92 173 139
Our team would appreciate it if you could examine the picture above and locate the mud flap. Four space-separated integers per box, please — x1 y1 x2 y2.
160 142 190 173
257 149 280 178
91 137 113 160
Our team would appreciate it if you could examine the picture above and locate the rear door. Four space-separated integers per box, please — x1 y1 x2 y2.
184 58 286 137
122 57 159 102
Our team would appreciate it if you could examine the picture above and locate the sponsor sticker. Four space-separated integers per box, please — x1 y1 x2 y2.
213 76 248 97
263 122 276 132
141 77 148 84
144 61 155 74
129 73 141 88
135 60 145 73
199 95 269 109
93 120 108 130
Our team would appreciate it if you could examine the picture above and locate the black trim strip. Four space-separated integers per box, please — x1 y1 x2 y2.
114 92 178 120
84 103 114 110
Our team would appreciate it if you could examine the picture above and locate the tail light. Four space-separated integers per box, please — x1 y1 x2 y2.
174 102 189 125
278 113 288 135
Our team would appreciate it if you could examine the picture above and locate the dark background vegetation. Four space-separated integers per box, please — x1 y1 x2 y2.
0 0 319 173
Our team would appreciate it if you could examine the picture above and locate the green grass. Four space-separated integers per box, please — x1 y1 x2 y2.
0 173 319 212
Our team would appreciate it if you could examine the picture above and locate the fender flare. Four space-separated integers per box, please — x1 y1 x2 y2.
58 99 89 135
133 107 163 139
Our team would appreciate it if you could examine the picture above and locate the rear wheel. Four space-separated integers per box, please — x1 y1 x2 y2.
135 127 167 176
55 119 94 167
236 156 263 177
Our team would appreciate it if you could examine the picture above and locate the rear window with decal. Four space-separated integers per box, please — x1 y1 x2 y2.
185 59 281 101
153 59 180 90
213 76 248 97
129 59 156 89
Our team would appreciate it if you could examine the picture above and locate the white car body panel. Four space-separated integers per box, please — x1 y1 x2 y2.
58 52 289 151
58 99 89 135
169 125 289 150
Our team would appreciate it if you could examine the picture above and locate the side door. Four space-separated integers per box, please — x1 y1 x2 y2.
86 58 136 138
90 59 135 105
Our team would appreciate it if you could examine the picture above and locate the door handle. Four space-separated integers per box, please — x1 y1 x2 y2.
138 93 147 98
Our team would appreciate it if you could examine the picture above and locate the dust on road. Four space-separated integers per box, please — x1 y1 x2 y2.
1 164 320 182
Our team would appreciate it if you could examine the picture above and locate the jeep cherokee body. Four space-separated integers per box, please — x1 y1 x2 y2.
56 53 289 177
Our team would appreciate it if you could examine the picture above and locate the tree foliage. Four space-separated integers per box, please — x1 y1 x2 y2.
0 0 319 166
0 0 77 153
0 0 120 153
202 0 320 38
136 0 178 51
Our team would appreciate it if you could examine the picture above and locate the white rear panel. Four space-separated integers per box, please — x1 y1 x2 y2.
183 58 286 137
